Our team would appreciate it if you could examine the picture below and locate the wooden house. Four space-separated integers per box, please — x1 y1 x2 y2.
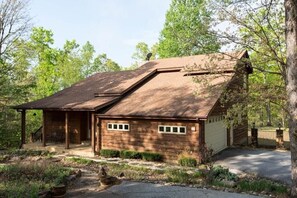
15 51 252 161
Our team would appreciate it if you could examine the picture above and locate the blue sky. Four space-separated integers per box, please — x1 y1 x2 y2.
29 0 171 67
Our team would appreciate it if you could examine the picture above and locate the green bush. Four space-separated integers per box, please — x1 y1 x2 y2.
100 149 120 158
120 150 142 159
178 157 197 167
141 152 162 162
208 165 238 182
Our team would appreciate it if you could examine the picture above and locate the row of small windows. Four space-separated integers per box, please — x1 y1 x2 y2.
107 123 186 134
207 116 224 124
107 123 129 131
158 125 186 134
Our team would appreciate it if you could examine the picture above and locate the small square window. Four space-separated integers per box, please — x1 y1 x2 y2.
108 124 112 129
179 127 186 133
165 127 171 132
124 124 129 130
172 127 178 133
119 124 123 129
159 126 164 132
113 124 118 129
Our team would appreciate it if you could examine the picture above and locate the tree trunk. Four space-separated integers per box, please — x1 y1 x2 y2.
285 0 297 196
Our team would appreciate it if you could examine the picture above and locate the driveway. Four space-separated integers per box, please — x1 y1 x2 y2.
214 148 291 184
66 169 260 198
80 181 260 198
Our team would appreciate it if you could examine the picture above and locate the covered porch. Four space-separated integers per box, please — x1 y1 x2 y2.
22 141 95 157
17 109 101 154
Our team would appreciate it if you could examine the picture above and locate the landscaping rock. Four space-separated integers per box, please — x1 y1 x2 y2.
221 180 237 187
9 156 21 162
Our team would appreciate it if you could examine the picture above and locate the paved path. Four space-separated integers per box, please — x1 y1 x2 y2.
66 169 261 198
68 180 261 198
214 148 291 184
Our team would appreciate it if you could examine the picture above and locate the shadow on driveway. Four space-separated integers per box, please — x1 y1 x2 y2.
214 148 291 184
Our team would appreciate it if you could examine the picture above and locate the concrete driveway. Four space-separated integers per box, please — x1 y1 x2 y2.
93 181 260 198
214 148 291 184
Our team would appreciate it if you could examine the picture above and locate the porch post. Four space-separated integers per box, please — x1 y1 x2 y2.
91 112 95 152
21 110 26 145
42 111 46 147
96 117 101 153
65 112 70 149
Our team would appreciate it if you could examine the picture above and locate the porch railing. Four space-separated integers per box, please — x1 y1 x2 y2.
30 126 43 143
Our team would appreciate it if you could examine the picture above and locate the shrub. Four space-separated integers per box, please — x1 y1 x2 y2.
207 165 238 183
178 157 197 167
120 150 142 159
141 152 162 162
100 149 120 158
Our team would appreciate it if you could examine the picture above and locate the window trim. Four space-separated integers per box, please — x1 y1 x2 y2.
107 123 129 131
158 125 187 135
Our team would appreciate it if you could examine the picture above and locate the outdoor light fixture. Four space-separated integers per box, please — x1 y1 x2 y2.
252 122 255 129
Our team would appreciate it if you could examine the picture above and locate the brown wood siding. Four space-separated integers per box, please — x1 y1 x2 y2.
101 119 200 161
44 111 89 144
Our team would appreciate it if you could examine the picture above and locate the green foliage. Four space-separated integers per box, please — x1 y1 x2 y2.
141 152 163 162
208 165 238 182
237 179 287 194
131 42 159 67
165 169 203 184
158 0 220 58
178 157 197 167
0 163 71 197
120 150 142 159
66 157 93 165
100 149 120 158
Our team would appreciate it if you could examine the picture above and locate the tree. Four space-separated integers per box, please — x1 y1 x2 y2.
130 42 158 68
0 0 32 149
0 0 31 59
158 0 220 58
209 0 297 194
284 0 297 196
29 27 60 98
93 53 121 72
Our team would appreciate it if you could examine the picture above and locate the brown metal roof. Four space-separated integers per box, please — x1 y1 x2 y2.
103 71 234 119
14 51 247 112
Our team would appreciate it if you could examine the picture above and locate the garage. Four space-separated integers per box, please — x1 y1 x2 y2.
205 115 228 154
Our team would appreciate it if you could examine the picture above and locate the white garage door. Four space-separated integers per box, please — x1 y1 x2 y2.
205 116 227 154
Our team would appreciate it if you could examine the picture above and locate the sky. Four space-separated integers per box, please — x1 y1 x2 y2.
29 0 171 67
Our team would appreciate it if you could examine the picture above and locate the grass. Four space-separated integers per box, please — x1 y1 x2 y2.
66 157 94 165
0 162 72 197
238 179 288 194
165 169 203 184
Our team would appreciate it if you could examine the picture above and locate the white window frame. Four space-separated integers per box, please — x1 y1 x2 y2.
107 123 129 131
158 125 186 135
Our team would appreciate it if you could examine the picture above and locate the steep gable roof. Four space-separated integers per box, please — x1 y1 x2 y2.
15 51 248 115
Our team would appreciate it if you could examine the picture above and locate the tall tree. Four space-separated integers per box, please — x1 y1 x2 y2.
0 0 32 149
285 0 297 196
130 42 158 68
210 0 297 194
0 0 30 59
158 0 220 58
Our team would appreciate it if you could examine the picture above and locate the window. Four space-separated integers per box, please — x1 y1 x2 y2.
107 123 130 131
158 125 187 134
